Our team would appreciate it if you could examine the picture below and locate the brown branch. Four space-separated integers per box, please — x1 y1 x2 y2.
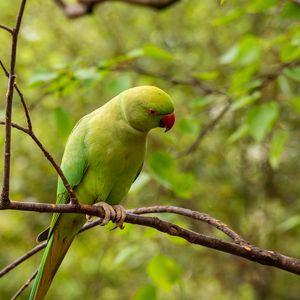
0 24 13 34
1 55 76 203
179 101 232 157
0 121 78 205
1 0 27 205
128 65 226 96
11 269 38 300
0 59 32 130
53 0 181 18
259 59 300 89
1 201 300 276
0 242 46 278
128 205 247 244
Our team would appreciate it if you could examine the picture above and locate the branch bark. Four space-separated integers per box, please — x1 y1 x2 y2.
1 0 27 205
53 0 181 18
1 201 300 276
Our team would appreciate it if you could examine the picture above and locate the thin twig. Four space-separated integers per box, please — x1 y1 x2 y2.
128 205 247 244
0 242 46 278
0 24 13 34
130 65 226 96
15 85 33 131
0 121 78 204
0 59 33 130
1 201 300 275
11 269 38 300
1 0 27 205
179 101 232 157
0 121 29 134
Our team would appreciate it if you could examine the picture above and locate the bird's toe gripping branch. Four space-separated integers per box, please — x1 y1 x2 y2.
111 205 126 230
86 202 126 229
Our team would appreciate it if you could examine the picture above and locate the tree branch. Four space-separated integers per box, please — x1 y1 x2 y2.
178 100 232 157
0 59 32 131
53 0 181 18
0 24 13 34
11 269 38 300
0 120 78 205
1 0 27 205
1 201 300 276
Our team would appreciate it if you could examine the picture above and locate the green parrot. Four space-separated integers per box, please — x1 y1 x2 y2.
29 86 175 300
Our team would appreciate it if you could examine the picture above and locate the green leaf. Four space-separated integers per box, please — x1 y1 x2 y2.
290 97 300 114
143 44 174 61
212 9 243 26
269 130 288 169
148 151 195 198
246 102 279 142
172 173 196 199
283 66 300 82
147 255 181 291
133 285 157 300
192 71 219 80
125 48 144 59
280 44 300 62
247 0 278 12
148 152 174 189
227 124 249 143
281 3 300 20
220 36 261 66
231 92 261 111
51 107 72 140
74 67 101 85
220 44 239 64
277 215 300 233
229 65 258 95
106 74 132 94
113 245 139 267
28 71 58 87
177 117 198 135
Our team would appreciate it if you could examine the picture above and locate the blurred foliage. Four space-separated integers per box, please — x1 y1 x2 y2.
1 0 300 299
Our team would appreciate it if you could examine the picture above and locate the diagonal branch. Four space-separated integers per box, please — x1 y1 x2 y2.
0 24 13 34
0 59 32 130
0 121 78 205
1 201 300 276
11 269 38 300
179 100 232 157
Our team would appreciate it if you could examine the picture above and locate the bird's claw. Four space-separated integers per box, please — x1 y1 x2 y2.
111 205 126 230
86 202 126 229
86 202 115 226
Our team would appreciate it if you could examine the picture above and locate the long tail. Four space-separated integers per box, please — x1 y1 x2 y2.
29 231 75 300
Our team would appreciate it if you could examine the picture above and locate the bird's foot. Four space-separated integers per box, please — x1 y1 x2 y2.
86 202 115 226
111 205 126 230
86 202 126 229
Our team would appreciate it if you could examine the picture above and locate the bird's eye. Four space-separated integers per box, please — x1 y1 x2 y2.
148 108 156 115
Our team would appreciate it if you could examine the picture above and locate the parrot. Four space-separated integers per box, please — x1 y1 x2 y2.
29 86 175 300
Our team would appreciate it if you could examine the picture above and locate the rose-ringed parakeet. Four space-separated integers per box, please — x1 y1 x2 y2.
29 86 175 300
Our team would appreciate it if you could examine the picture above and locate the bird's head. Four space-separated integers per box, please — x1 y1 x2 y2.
120 86 175 133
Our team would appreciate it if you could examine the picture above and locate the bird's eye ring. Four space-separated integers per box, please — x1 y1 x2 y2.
148 108 156 115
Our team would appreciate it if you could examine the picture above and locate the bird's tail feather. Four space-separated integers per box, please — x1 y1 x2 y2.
29 231 74 300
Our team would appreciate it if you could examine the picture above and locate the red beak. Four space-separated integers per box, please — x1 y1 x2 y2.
160 112 175 132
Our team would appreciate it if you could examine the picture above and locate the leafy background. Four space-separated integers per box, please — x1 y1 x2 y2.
1 0 300 299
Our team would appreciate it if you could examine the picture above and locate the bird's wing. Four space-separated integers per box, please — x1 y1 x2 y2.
133 163 144 183
48 115 90 238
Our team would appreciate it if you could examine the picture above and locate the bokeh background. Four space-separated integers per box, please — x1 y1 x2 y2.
1 0 300 299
